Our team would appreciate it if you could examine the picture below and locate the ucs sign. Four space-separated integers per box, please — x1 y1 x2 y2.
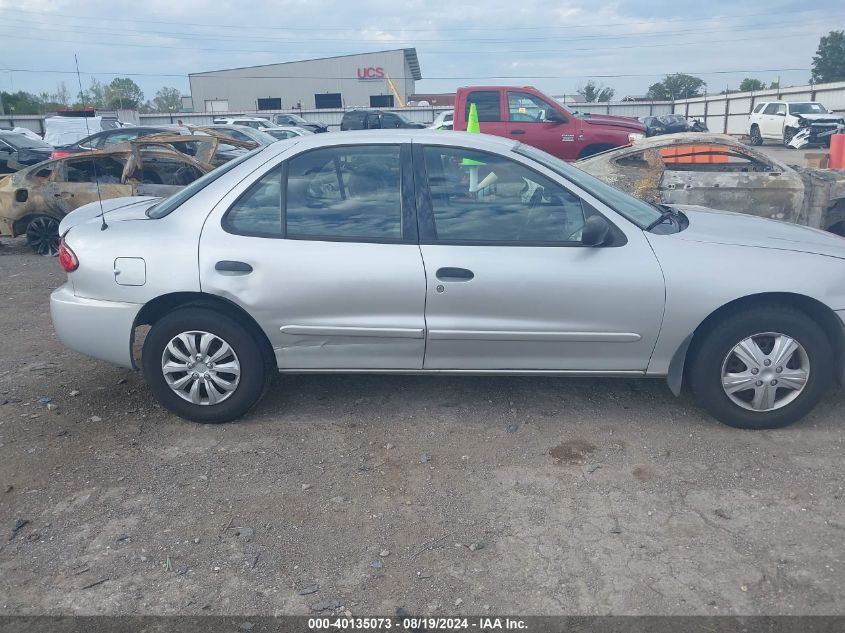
357 66 385 81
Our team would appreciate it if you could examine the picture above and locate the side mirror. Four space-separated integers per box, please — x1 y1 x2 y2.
544 109 566 124
581 215 611 246
776 111 786 116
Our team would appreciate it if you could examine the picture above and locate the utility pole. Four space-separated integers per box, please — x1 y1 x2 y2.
0 90 5 116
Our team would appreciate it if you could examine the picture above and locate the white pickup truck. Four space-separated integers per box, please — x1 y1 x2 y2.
748 101 844 148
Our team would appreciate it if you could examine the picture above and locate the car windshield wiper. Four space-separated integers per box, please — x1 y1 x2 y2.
645 204 678 231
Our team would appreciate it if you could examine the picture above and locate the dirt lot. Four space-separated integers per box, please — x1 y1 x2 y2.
0 237 844 616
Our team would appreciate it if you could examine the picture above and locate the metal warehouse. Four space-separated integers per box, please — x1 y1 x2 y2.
188 48 421 113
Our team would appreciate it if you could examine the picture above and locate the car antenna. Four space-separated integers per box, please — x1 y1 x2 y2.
74 54 107 231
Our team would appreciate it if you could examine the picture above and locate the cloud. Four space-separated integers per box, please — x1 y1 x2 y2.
0 0 833 102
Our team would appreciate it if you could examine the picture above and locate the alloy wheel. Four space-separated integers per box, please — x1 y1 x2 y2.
25 216 60 256
161 331 241 405
720 332 810 412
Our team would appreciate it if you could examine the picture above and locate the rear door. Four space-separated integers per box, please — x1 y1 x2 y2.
199 141 427 370
464 90 508 137
43 155 133 215
505 91 581 160
760 103 786 138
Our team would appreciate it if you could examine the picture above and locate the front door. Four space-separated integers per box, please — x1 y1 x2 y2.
199 142 427 370
505 91 581 161
760 103 786 139
414 144 665 372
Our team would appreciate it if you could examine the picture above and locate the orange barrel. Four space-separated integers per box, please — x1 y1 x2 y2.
830 134 845 170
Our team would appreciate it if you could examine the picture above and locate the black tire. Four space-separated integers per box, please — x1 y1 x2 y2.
783 127 797 147
142 308 268 423
25 215 60 256
688 306 834 430
749 125 763 146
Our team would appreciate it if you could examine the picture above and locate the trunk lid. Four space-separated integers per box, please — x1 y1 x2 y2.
58 196 159 234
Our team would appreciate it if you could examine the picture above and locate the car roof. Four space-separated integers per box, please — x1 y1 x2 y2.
273 129 519 152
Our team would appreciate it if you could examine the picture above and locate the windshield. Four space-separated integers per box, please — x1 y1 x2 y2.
514 144 662 229
393 112 415 124
246 128 280 144
1 133 51 150
789 103 828 114
146 148 262 219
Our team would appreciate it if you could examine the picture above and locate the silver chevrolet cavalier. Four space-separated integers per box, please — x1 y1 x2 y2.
50 131 845 429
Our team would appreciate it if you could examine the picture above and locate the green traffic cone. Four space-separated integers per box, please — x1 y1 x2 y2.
462 102 484 168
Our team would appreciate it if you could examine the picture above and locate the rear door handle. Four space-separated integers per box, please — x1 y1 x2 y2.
510 129 526 135
436 267 474 281
215 260 253 274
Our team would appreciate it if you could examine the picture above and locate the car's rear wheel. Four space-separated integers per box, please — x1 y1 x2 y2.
688 306 833 429
25 215 60 256
142 308 268 423
749 125 763 146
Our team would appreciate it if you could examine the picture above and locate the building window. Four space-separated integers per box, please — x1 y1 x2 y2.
315 93 342 109
370 95 394 108
257 97 282 110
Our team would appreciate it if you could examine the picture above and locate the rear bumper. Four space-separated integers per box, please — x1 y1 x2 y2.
50 284 141 369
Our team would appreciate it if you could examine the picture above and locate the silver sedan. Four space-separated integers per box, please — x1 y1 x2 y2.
50 130 845 429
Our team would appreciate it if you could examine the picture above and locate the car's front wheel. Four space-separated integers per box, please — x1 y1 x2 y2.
783 127 797 147
688 306 833 429
749 125 763 146
142 308 268 423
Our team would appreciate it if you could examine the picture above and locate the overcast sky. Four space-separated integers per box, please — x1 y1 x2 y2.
0 0 841 104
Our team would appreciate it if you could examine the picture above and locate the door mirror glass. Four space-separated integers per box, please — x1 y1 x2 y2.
544 109 566 124
580 215 610 246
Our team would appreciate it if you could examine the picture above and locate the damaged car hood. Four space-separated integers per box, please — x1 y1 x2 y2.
59 196 159 234
581 115 645 132
662 205 845 259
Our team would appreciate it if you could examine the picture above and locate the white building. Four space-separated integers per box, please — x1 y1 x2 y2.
188 49 421 113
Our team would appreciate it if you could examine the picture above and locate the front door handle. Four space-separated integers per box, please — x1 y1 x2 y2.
436 267 474 282
215 260 253 274
510 129 526 135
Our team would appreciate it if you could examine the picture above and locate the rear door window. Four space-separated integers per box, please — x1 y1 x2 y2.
465 91 501 122
285 145 402 240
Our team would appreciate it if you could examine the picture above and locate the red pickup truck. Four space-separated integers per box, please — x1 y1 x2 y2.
454 86 646 161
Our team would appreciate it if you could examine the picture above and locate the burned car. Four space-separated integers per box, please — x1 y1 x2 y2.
0 135 231 255
576 133 845 235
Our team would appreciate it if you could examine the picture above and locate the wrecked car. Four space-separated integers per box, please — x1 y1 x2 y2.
576 133 845 235
0 131 53 174
0 135 229 255
748 101 845 147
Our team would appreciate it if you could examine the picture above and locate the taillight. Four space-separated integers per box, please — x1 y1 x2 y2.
58 239 78 272
51 151 70 159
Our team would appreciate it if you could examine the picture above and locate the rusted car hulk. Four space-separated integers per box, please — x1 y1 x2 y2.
576 133 845 235
0 134 249 256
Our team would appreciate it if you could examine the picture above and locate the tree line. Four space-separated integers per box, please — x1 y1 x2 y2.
574 30 843 102
1 77 182 115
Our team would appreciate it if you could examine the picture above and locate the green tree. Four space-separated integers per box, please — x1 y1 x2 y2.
811 30 845 83
769 80 780 89
0 91 44 115
739 78 765 92
105 77 144 110
646 73 706 100
580 80 615 102
153 86 183 113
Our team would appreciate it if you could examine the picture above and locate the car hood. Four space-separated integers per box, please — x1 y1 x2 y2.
793 113 844 122
59 196 159 234
663 205 845 259
581 115 646 133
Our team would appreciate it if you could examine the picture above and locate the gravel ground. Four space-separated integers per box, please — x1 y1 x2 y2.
0 237 844 616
